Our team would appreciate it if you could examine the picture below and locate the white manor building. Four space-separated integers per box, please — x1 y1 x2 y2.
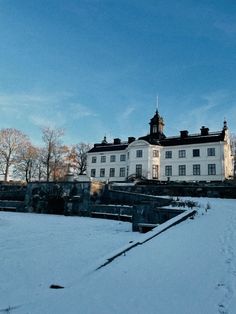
87 111 233 182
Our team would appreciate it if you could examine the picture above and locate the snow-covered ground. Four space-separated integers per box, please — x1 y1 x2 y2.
1 197 236 314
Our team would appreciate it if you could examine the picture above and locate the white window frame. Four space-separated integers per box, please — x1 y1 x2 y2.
207 148 215 156
120 154 126 162
101 156 106 163
91 169 96 177
193 149 200 157
109 168 115 177
178 165 186 176
119 167 126 177
153 150 159 157
165 151 172 159
193 164 201 175
208 164 216 175
136 164 142 177
92 156 97 163
136 150 143 158
110 155 116 162
178 150 186 158
165 165 172 176
100 168 105 177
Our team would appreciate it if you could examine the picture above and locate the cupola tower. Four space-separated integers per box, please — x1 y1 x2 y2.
149 110 165 139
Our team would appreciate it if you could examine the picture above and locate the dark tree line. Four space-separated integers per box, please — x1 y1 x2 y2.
0 127 91 182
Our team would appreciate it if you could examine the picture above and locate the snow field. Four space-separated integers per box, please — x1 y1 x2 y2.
0 212 141 312
1 197 236 314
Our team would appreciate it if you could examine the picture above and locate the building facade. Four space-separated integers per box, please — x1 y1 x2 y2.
87 111 233 182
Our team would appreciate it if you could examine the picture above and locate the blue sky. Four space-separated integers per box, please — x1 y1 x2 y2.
0 0 235 145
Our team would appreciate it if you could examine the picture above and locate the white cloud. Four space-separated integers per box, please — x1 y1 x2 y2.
0 91 75 132
0 93 50 107
121 105 135 120
69 103 97 119
29 114 57 128
171 90 236 135
0 94 30 116
215 22 236 35
0 91 74 109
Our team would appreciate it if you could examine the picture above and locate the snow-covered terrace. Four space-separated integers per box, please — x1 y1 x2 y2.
0 197 236 314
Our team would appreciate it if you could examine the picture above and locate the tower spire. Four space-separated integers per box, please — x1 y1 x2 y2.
223 118 228 130
156 94 159 113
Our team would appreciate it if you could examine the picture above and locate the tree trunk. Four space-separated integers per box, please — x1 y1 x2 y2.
4 162 9 182
46 155 50 181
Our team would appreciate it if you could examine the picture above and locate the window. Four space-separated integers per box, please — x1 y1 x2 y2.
127 166 129 177
119 167 126 177
207 148 215 156
179 165 186 176
92 156 97 163
208 164 216 175
152 165 158 179
109 168 115 177
165 165 172 177
193 149 200 157
101 156 106 163
178 150 186 158
165 151 172 159
120 154 126 162
153 150 159 157
91 169 96 177
193 164 201 175
110 155 116 162
136 164 142 177
127 152 130 159
153 125 158 133
136 150 143 158
100 168 105 177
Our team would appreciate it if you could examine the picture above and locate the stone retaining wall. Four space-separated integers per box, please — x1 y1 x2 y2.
111 182 236 199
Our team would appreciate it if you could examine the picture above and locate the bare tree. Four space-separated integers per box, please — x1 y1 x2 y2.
68 143 92 175
0 128 29 181
13 143 39 182
34 147 47 181
41 127 64 181
50 145 69 181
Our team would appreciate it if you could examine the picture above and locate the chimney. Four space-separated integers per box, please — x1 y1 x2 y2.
180 130 188 138
101 136 108 144
200 126 209 136
128 137 135 143
113 138 121 144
